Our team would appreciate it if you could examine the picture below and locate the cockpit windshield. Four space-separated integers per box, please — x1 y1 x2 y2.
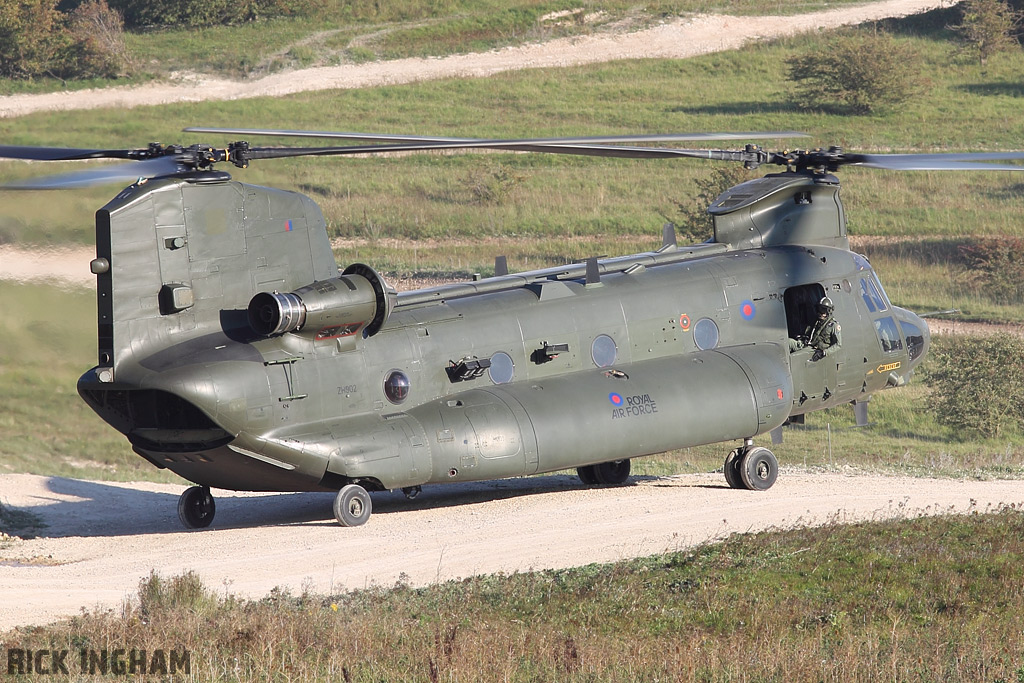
860 277 888 313
874 316 903 353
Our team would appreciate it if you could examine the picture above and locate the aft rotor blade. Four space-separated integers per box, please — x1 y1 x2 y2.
0 145 142 162
843 152 1024 171
1 156 185 190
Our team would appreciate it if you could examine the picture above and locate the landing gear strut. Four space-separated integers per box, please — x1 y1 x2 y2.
724 440 778 491
178 486 216 528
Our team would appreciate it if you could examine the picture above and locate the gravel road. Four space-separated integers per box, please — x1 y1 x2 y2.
2 471 1022 631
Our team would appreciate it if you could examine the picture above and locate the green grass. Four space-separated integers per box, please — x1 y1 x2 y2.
7 509 1024 680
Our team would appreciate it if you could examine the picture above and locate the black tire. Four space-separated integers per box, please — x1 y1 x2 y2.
334 484 372 527
576 465 599 485
177 486 215 529
723 449 744 489
593 459 631 485
739 447 778 491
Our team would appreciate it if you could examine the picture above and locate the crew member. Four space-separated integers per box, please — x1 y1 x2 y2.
789 296 841 361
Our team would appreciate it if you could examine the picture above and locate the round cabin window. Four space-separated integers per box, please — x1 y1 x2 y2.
591 335 618 368
383 369 410 404
488 352 515 384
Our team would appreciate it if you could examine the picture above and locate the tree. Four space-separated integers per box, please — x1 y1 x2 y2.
786 31 926 114
0 0 126 78
948 0 1022 65
666 165 755 244
923 333 1024 438
0 0 70 78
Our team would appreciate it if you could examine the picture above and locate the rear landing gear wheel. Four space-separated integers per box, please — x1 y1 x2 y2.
178 486 215 529
723 449 744 489
576 465 599 485
738 447 778 491
334 484 372 527
593 459 631 485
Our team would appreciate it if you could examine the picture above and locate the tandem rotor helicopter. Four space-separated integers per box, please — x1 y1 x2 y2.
4 128 1024 528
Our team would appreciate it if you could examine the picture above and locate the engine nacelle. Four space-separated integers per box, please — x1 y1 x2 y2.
247 263 395 340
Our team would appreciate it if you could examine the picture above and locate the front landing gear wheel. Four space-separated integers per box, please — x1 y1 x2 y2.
739 447 778 491
723 449 744 489
334 484 372 527
178 486 215 529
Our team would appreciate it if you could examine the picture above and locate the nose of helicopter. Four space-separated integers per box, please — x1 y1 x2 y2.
895 307 930 378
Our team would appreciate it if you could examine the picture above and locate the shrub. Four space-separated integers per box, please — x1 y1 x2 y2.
104 0 328 28
957 236 1024 305
923 333 1024 438
948 0 1022 65
786 31 926 114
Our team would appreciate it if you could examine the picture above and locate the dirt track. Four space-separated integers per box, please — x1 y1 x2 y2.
2 471 1023 631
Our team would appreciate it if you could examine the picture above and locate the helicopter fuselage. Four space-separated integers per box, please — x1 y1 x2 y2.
76 169 928 503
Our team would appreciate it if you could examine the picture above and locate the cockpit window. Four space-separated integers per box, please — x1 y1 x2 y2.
901 321 926 362
853 253 871 271
860 277 888 313
874 316 903 353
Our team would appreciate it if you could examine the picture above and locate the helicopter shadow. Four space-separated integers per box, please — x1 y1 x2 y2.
956 82 1024 99
24 477 335 539
667 102 794 117
24 474 666 538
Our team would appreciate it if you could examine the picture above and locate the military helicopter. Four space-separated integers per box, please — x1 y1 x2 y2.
3 129 1023 528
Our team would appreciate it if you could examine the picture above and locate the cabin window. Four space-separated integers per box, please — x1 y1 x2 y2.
874 317 903 353
383 369 410 404
488 352 515 384
591 335 618 368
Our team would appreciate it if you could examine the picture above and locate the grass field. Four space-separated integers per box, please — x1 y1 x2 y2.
5 508 1023 680
0 0 895 91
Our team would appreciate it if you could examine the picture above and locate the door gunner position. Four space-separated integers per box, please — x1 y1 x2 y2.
789 296 841 361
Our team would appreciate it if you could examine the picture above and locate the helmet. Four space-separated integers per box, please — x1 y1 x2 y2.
817 296 834 315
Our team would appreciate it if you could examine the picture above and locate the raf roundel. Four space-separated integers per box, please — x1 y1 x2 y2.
609 392 623 406
740 300 756 321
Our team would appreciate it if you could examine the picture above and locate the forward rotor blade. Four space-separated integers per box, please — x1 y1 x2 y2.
844 152 1024 171
185 127 808 147
1 156 185 190
0 145 141 162
241 142 772 162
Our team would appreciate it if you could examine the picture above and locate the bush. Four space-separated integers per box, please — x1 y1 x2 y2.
957 236 1024 305
948 0 1022 65
786 31 927 114
103 0 327 28
923 333 1024 438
